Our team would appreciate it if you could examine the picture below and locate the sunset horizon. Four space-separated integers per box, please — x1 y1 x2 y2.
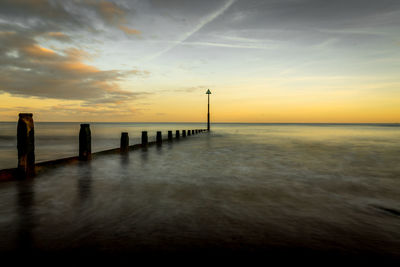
1 0 399 123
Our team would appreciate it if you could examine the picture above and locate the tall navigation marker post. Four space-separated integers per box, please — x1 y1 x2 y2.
206 89 211 131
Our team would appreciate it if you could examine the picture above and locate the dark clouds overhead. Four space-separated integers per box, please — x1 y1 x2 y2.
0 0 145 106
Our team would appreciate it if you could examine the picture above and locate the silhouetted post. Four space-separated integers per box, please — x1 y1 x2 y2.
79 124 91 161
176 130 180 139
17 113 35 176
168 131 173 141
156 131 162 144
206 89 211 131
192 130 195 135
182 130 186 137
142 131 148 146
188 130 191 136
120 132 129 153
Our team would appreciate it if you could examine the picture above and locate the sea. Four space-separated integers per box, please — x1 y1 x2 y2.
0 122 399 261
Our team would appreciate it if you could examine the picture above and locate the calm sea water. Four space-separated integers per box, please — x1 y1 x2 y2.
0 123 399 259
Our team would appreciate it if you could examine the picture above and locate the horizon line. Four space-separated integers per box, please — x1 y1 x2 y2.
0 121 399 124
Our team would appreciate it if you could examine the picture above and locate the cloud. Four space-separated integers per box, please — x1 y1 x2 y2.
119 25 141 35
0 0 140 35
96 0 125 24
87 1 141 36
146 0 236 61
0 1 147 108
44 32 72 42
0 31 149 105
175 85 210 93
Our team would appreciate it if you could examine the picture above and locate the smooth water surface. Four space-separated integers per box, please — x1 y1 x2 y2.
0 123 399 258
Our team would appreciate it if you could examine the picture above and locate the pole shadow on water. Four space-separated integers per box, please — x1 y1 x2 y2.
16 180 35 252
140 148 149 163
120 152 130 166
77 161 92 203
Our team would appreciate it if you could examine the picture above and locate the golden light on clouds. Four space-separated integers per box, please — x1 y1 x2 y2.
0 0 399 123
119 25 141 35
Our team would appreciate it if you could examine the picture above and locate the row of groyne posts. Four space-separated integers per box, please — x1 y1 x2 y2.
0 113 208 181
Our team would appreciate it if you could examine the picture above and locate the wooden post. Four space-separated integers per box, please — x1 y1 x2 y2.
168 131 173 141
192 130 195 135
188 130 191 136
79 124 91 161
156 131 162 144
182 130 186 137
176 130 180 139
17 113 35 176
142 131 148 146
120 132 129 153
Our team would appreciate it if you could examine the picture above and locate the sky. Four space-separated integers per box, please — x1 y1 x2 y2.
0 0 399 123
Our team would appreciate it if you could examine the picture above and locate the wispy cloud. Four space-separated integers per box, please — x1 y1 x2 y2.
146 39 277 50
146 0 237 61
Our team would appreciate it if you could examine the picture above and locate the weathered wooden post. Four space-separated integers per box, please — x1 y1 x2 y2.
192 130 195 135
182 130 186 137
120 132 129 153
176 130 180 139
168 131 173 141
156 131 162 144
17 113 35 176
142 131 148 146
79 124 91 161
188 130 191 136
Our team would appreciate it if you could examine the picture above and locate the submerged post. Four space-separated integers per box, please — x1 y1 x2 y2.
156 131 162 144
176 130 180 139
206 89 211 131
168 131 173 141
79 124 91 161
182 130 186 137
142 131 148 146
120 132 129 153
17 113 35 176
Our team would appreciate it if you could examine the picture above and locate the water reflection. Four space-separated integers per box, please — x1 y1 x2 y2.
156 143 163 153
0 124 399 259
77 162 92 202
120 153 130 166
16 180 35 252
141 148 149 163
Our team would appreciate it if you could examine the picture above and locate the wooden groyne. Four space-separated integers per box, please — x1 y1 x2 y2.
0 114 208 182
